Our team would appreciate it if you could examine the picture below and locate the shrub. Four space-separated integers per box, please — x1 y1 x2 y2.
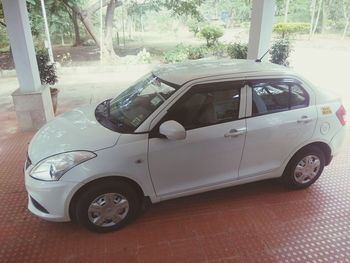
137 48 151 64
273 23 310 38
187 18 203 36
187 46 208 60
200 24 224 47
56 52 72 66
163 44 210 63
83 39 96 46
36 51 58 85
328 20 346 31
0 27 9 50
269 38 292 66
227 43 248 59
209 43 228 57
163 44 189 63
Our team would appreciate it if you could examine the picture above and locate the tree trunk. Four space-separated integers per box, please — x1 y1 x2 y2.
72 11 82 46
309 0 317 38
64 3 82 46
312 0 323 35
63 0 100 47
122 6 126 46
128 15 133 40
87 0 109 15
321 1 327 33
78 9 101 47
140 12 144 35
104 0 117 57
61 33 65 45
63 0 109 48
284 0 290 23
342 0 350 39
343 20 350 39
227 9 234 28
63 0 123 56
8 46 14 68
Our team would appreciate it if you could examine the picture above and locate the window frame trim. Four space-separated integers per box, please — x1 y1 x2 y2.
148 77 247 137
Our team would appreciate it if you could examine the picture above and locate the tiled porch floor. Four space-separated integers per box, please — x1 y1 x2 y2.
0 109 350 262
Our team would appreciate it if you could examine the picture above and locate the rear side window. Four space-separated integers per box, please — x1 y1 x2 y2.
250 80 309 116
290 85 309 109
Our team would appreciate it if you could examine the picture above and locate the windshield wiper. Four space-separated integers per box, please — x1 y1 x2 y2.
106 100 125 128
103 99 117 125
106 100 111 119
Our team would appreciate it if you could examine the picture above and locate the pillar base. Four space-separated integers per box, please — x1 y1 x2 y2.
12 86 54 131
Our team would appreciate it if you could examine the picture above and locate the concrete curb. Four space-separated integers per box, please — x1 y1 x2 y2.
0 69 16 78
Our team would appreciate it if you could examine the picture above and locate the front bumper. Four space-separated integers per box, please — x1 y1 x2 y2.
24 167 82 222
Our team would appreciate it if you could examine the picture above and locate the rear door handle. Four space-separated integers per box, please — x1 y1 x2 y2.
224 128 246 138
297 116 313 124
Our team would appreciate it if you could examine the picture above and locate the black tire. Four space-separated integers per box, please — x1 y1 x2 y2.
283 146 325 189
75 180 140 233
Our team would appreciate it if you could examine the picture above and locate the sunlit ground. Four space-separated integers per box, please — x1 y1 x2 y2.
290 37 350 120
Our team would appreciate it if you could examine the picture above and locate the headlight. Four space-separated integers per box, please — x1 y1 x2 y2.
29 151 96 181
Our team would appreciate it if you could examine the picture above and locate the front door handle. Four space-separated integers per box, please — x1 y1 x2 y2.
297 116 313 124
224 128 246 138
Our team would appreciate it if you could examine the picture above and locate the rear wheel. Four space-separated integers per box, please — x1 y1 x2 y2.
283 146 325 189
75 180 140 233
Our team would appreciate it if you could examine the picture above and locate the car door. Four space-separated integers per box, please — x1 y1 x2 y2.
239 78 317 178
148 80 247 198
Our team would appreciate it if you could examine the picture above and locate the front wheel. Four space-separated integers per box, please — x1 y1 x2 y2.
75 180 140 233
283 146 325 189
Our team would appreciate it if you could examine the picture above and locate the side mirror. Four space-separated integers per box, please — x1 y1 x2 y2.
159 120 186 140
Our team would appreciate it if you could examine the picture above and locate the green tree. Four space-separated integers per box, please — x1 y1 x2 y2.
62 0 204 57
0 2 8 50
199 0 251 27
342 0 350 38
23 0 85 47
0 2 5 28
200 23 224 47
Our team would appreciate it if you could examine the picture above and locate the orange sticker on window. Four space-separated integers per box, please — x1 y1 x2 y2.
321 106 332 115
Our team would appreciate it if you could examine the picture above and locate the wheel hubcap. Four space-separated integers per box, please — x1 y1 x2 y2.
88 193 129 227
293 155 321 184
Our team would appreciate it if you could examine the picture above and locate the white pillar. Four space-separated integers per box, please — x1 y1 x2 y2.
2 0 54 131
2 0 41 92
247 0 276 61
40 0 55 64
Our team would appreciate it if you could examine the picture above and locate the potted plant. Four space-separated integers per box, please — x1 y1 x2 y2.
36 51 59 114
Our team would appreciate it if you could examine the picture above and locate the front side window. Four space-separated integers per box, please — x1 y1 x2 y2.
163 81 242 130
107 74 178 132
250 80 309 116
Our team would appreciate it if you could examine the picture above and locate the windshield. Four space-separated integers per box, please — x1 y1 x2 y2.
108 74 178 133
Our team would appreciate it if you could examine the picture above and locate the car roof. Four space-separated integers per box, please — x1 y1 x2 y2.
153 59 292 86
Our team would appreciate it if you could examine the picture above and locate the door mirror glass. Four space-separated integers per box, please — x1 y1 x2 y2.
159 120 186 140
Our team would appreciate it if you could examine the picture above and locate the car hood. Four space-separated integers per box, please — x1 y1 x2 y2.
28 104 120 164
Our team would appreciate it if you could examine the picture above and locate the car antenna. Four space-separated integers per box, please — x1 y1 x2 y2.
255 49 270 62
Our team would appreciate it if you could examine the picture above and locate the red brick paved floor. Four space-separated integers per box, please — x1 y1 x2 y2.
1 110 350 263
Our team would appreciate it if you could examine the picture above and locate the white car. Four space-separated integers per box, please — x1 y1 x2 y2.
25 60 346 232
